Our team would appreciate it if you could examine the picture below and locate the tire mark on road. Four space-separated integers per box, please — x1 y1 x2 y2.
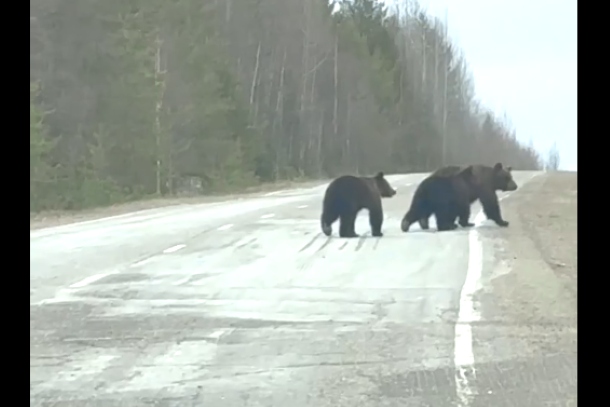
373 236 381 250
298 232 322 253
236 237 257 249
296 234 333 273
355 232 370 251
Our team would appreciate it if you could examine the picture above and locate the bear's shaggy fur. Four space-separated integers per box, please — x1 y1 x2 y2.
400 166 476 232
321 172 396 238
417 162 517 229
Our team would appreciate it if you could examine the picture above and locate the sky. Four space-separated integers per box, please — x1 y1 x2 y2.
384 0 577 170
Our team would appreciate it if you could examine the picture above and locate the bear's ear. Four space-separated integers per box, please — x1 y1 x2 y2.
374 171 384 179
493 162 503 171
506 166 512 172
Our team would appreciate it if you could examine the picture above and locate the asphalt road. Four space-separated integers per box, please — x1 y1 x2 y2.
31 171 550 407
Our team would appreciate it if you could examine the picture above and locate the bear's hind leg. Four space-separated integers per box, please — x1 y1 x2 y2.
321 210 339 236
418 217 430 230
339 211 359 238
437 219 458 232
435 208 458 232
400 211 417 232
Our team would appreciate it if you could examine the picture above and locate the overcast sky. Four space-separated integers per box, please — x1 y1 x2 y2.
385 0 577 170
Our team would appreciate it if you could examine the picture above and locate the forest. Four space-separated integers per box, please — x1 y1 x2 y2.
30 0 544 212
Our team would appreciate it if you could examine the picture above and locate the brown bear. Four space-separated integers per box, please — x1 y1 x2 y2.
400 165 477 232
417 162 517 230
321 172 397 238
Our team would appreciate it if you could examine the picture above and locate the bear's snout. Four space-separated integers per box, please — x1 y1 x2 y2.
505 180 518 191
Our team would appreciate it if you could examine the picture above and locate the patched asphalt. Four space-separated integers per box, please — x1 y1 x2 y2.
31 171 576 407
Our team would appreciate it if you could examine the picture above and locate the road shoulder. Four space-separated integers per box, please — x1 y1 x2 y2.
471 172 577 407
481 172 576 326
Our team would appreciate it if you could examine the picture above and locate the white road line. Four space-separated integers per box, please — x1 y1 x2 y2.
260 213 275 219
217 223 233 231
455 173 541 406
163 244 186 254
455 209 485 406
70 271 118 288
297 205 308 209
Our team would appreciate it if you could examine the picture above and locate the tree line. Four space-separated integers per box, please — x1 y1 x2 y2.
30 0 544 212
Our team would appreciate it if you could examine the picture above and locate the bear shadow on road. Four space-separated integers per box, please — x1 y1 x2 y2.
403 227 469 235
403 221 502 234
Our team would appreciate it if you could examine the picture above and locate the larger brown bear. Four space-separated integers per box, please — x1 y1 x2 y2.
417 163 517 229
400 165 477 232
321 172 397 238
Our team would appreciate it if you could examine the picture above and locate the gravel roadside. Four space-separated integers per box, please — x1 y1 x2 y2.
481 171 577 326
471 171 577 407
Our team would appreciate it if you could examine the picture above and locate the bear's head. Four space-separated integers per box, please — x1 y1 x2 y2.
373 172 397 198
492 163 518 191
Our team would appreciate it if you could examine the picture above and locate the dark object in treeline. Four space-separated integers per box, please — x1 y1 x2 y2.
321 172 397 238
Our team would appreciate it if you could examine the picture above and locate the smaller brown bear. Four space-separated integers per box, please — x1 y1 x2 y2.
418 162 517 230
400 165 476 232
321 172 397 238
